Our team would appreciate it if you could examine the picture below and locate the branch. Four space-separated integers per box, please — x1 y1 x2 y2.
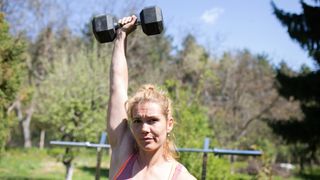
7 99 23 122
233 95 280 140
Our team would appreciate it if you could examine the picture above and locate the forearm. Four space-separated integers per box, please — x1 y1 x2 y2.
110 32 128 92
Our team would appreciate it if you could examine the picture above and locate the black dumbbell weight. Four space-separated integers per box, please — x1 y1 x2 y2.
92 6 163 43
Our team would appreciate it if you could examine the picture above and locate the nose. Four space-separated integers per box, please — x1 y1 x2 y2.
141 122 150 133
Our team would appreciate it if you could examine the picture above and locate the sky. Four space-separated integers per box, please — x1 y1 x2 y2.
66 0 315 71
139 0 315 70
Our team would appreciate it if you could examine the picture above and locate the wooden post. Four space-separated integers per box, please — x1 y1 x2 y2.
39 129 45 149
95 132 107 180
201 138 210 180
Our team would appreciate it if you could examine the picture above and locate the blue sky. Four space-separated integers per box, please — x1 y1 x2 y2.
67 0 314 70
141 0 315 70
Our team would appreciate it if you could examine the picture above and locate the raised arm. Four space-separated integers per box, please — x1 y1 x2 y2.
107 15 137 148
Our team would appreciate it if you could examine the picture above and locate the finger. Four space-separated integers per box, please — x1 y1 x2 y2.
125 17 132 23
131 15 137 21
119 17 129 26
127 16 136 25
119 17 127 24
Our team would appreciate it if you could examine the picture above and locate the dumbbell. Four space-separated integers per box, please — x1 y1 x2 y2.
92 6 163 43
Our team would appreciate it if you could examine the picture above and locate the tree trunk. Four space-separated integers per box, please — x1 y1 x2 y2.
21 116 32 147
22 101 34 148
39 129 45 149
300 156 305 173
8 99 34 148
63 147 74 180
65 162 74 180
95 147 103 180
230 155 235 174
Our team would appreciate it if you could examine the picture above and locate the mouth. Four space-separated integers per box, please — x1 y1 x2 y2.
141 137 153 141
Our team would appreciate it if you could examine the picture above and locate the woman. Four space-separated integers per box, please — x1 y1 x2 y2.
107 15 196 180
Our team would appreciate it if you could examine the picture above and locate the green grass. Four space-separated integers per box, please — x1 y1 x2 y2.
294 167 320 180
1 148 320 180
0 148 110 180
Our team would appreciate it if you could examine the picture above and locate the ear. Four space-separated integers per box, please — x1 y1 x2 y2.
166 117 174 133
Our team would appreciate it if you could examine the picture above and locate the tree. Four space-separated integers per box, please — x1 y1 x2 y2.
3 0 71 148
268 0 320 170
208 51 301 150
35 43 109 179
0 12 26 153
163 35 234 178
163 79 231 179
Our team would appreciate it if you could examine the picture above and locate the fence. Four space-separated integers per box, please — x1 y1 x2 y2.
50 132 262 180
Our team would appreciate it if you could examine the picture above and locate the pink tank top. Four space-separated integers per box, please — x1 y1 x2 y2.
113 154 183 180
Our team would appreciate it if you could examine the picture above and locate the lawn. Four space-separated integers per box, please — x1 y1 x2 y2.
1 148 319 180
0 148 110 180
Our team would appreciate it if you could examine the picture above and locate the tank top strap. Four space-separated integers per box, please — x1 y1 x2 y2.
113 153 137 180
171 162 183 180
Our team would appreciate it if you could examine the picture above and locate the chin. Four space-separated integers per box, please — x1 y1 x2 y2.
139 144 160 152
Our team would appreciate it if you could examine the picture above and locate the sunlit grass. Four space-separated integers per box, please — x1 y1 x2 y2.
0 148 110 180
1 148 319 180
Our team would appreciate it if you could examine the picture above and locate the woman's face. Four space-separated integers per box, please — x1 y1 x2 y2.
130 101 173 152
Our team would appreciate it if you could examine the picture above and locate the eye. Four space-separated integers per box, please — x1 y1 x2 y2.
148 118 159 124
132 118 142 124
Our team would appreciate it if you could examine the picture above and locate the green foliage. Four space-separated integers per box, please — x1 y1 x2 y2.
271 1 320 63
35 44 109 140
163 79 232 179
126 30 175 87
206 154 233 180
0 12 26 153
271 1 320 170
34 43 110 167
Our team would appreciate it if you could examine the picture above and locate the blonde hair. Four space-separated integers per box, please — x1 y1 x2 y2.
126 84 178 159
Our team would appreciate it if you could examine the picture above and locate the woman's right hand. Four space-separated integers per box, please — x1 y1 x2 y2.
117 15 137 36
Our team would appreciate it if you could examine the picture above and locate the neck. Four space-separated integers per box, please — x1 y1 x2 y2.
137 146 167 168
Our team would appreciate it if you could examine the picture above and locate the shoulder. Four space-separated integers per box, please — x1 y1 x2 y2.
178 167 197 180
175 162 197 180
